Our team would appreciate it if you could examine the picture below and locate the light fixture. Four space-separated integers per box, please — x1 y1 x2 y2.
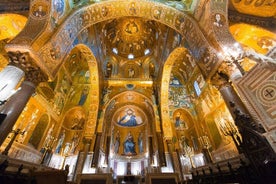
222 43 245 75
112 48 118 54
0 66 24 102
144 49 150 55
128 54 134 59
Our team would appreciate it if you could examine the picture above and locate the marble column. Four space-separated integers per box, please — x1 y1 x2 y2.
0 51 47 147
148 136 154 165
0 65 24 104
211 61 264 131
219 84 249 119
92 133 102 167
172 151 183 181
0 80 35 147
156 132 166 167
105 136 111 165
211 62 242 112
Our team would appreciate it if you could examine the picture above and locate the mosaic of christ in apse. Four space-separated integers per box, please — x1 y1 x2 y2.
117 108 142 127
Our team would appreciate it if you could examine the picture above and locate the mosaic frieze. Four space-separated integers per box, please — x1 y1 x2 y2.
228 9 276 29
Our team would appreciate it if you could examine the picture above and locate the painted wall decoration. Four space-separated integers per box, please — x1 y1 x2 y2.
52 0 65 24
62 106 86 130
29 114 49 149
31 3 48 18
123 131 136 155
78 86 90 106
55 129 66 154
213 13 224 28
173 111 188 130
53 92 65 115
117 108 142 127
168 76 191 108
110 104 147 157
69 132 80 154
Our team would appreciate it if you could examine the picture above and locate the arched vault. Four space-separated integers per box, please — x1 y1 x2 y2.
5 0 226 80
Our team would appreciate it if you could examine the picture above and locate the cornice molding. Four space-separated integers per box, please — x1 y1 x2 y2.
0 1 30 15
228 9 276 31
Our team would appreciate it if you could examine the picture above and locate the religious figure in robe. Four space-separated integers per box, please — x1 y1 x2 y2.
175 112 187 129
114 131 120 154
70 133 80 154
78 86 89 106
138 131 144 153
118 109 137 127
55 130 65 154
123 132 136 155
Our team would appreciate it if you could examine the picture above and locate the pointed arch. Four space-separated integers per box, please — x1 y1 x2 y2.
66 44 100 139
160 47 189 138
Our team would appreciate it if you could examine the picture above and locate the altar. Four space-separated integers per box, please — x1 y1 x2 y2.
116 175 142 184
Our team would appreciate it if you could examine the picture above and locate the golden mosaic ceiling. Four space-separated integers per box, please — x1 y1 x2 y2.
103 17 158 59
230 0 276 17
230 23 276 54
0 14 27 41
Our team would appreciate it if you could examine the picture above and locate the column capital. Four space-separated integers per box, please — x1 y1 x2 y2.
210 72 229 90
210 60 242 89
82 137 92 145
7 51 48 86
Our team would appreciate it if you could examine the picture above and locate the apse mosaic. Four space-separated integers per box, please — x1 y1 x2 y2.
109 106 147 158
111 127 146 157
116 108 143 127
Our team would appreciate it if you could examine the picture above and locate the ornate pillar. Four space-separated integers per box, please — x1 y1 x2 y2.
211 61 276 181
148 136 154 165
82 137 92 168
0 51 47 147
91 133 102 168
73 137 92 182
105 136 111 166
156 132 166 167
165 138 183 181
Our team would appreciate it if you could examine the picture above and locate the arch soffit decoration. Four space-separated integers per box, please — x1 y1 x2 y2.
28 0 221 80
161 47 189 138
64 44 100 139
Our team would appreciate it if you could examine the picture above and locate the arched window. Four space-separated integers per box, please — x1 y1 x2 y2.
194 81 201 96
